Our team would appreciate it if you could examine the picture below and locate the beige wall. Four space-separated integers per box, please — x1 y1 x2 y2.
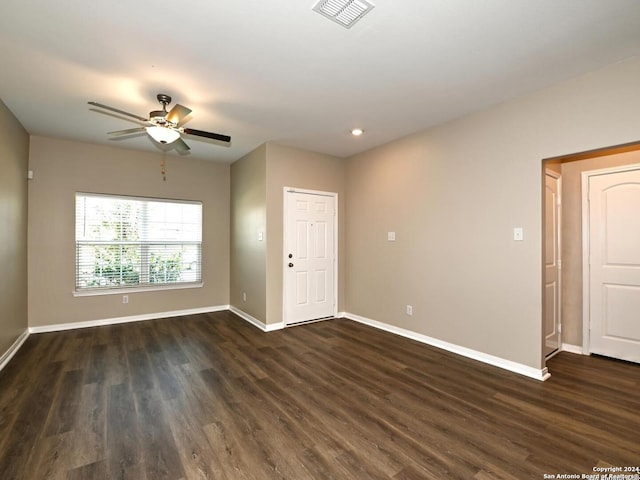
28 136 230 327
0 99 29 355
345 56 640 370
230 144 267 321
265 143 345 325
560 149 640 346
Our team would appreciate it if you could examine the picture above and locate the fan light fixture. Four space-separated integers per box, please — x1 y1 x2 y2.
89 93 232 152
146 126 180 144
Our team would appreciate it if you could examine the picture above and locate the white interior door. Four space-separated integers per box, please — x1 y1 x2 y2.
588 167 640 363
284 189 336 325
544 171 561 357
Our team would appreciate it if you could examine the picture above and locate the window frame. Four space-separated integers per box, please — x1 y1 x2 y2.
74 192 203 296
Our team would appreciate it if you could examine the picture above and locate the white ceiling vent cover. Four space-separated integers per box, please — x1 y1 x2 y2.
312 0 375 29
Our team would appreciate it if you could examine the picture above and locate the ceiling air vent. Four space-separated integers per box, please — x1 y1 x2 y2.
312 0 375 29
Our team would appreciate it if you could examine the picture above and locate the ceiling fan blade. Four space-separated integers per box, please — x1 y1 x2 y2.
88 101 148 123
166 104 192 125
183 128 231 143
174 137 191 152
107 127 146 136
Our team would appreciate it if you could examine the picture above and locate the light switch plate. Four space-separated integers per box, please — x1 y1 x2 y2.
388 232 396 241
513 227 524 241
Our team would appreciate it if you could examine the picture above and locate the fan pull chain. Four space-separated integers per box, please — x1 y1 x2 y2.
160 157 167 181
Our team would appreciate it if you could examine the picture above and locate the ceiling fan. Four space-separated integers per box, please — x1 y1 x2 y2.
88 93 231 152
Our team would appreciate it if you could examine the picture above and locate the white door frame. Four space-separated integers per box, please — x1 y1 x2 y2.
581 162 640 354
282 187 338 326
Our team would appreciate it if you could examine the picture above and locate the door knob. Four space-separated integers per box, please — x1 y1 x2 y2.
288 263 294 268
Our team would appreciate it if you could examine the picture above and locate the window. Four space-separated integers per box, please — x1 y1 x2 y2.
75 193 202 292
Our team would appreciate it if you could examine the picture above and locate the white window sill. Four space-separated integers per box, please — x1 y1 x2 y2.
73 282 204 297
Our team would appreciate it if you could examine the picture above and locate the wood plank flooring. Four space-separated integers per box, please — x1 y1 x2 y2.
0 311 638 479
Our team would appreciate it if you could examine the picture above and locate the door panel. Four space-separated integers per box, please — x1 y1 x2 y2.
604 285 640 338
296 220 308 258
316 270 327 302
296 271 308 305
589 168 640 363
316 222 327 257
285 191 336 324
544 172 561 357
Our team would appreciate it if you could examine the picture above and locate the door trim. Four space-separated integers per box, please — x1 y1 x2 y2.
282 187 338 326
581 162 640 354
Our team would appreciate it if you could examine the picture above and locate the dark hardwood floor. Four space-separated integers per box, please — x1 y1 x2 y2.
0 311 638 479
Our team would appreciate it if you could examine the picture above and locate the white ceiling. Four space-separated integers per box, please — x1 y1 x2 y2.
2 1 640 163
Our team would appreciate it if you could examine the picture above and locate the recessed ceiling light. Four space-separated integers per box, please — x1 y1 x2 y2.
351 128 364 136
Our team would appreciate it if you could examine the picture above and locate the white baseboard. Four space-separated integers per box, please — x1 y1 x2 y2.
229 306 285 332
0 329 30 372
561 343 585 355
28 305 229 334
345 312 550 382
15 307 553 382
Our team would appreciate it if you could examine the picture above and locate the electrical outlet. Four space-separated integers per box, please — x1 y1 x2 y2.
243 292 247 302
406 305 413 316
122 295 129 304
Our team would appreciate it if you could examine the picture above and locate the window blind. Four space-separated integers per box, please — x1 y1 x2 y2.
75 193 202 291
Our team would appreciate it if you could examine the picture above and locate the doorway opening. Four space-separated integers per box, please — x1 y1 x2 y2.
542 141 640 368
